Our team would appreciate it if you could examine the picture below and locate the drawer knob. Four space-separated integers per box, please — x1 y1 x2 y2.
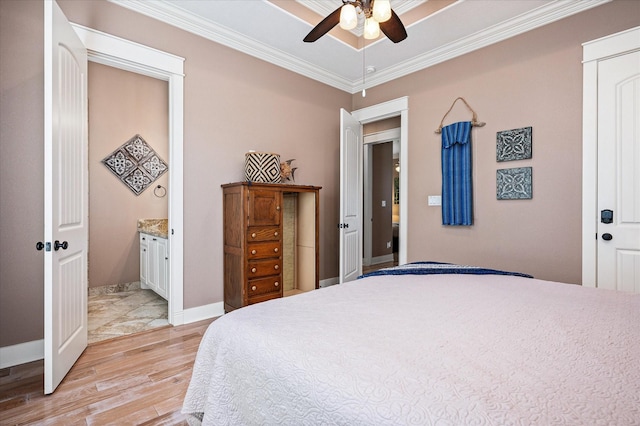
274 265 279 270
251 233 256 238
251 285 257 291
251 249 257 255
276 206 280 211
251 267 257 273
274 282 279 287
274 247 279 253
274 231 279 236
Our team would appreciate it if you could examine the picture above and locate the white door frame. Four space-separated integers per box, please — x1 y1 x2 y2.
71 24 186 324
363 128 400 266
582 26 640 287
352 97 409 266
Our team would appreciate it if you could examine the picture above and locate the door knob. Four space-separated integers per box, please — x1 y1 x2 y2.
602 233 613 241
36 242 45 251
54 240 68 251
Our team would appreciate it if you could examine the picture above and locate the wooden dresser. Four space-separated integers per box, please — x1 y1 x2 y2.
222 182 321 312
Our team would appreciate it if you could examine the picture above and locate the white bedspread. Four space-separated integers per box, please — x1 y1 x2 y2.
183 274 640 425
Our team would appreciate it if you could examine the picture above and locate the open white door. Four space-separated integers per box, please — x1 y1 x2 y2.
339 109 363 283
44 0 88 394
596 49 640 293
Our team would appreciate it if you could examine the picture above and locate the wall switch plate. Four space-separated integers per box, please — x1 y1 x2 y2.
381 200 386 207
428 195 442 206
386 241 391 248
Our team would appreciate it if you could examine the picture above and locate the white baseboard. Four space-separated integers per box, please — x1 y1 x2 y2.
371 254 394 265
182 302 225 324
320 277 339 287
0 339 44 369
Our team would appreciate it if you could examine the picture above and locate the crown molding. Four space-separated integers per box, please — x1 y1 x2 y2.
108 0 354 91
108 0 611 94
356 0 611 93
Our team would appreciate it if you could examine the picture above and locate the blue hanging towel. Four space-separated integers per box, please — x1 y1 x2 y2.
441 121 472 226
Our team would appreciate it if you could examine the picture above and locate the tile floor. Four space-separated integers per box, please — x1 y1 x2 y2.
88 288 168 344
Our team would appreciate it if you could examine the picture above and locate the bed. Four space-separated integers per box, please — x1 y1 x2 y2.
183 262 640 425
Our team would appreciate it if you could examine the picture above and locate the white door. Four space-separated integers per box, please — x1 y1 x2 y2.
596 50 640 293
339 109 362 283
44 0 88 394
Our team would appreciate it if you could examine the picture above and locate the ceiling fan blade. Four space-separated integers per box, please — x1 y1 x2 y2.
379 9 407 43
303 5 342 42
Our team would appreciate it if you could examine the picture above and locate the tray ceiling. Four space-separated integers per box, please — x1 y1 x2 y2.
109 0 609 93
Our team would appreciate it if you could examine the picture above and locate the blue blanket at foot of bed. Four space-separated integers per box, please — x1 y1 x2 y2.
358 261 533 279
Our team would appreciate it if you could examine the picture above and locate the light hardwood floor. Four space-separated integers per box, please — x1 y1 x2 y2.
361 259 398 275
0 318 216 425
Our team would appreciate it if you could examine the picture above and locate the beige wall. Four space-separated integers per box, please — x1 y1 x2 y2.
0 0 45 347
88 63 168 288
353 0 640 284
1 0 638 349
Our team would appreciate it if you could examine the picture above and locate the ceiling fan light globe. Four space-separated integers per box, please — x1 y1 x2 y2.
339 4 358 30
372 0 392 23
364 17 380 39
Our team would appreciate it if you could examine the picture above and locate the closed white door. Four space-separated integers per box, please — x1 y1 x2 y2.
339 109 362 283
44 0 88 394
597 50 640 293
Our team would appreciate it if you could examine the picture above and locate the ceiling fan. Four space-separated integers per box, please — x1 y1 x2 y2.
303 0 408 43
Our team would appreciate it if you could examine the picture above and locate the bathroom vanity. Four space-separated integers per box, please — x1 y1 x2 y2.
138 219 168 300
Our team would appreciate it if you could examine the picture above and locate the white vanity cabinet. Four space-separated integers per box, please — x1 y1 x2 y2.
139 232 168 300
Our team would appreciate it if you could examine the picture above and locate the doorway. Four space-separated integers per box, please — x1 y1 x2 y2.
363 127 401 273
339 97 408 283
71 24 185 326
86 63 170 343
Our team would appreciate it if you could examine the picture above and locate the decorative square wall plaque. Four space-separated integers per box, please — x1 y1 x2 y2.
497 127 532 162
497 167 532 200
102 134 168 195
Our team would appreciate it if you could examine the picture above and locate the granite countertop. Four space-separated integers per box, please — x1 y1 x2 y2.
137 218 168 239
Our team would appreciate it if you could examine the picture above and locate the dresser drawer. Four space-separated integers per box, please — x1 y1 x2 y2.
247 259 281 278
247 241 281 259
247 276 281 300
247 226 281 242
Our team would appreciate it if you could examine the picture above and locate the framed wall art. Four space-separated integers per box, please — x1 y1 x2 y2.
102 134 168 195
496 126 532 162
497 167 532 200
